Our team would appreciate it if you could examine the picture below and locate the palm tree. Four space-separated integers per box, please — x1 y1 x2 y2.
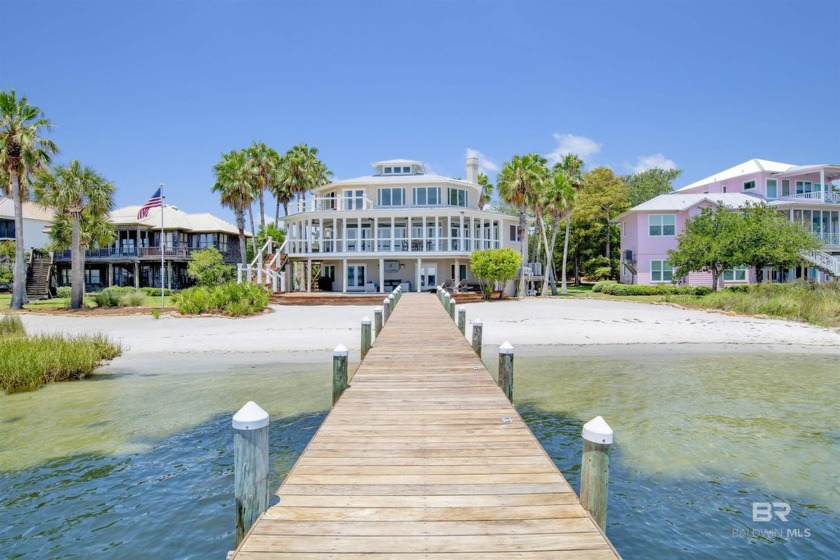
34 161 115 309
279 144 332 212
271 177 294 224
497 153 547 298
0 90 57 309
246 142 280 230
477 172 493 210
212 150 253 266
539 166 574 296
559 153 583 294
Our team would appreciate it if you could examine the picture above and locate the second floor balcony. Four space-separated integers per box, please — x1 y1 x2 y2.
54 244 238 261
287 235 502 256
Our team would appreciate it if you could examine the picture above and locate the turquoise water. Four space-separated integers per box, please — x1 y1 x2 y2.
1 349 838 558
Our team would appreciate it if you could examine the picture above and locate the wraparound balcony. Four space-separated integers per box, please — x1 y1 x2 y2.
286 236 502 256
54 245 231 260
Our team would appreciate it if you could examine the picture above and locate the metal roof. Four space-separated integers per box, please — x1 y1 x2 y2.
615 193 763 221
109 204 245 235
676 159 794 192
0 197 55 222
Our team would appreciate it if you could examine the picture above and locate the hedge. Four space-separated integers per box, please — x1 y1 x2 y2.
592 281 712 296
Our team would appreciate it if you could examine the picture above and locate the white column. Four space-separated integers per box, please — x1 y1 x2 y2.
374 216 379 251
342 258 347 293
342 218 347 253
407 215 412 252
481 218 486 249
306 259 312 292
434 216 439 251
821 168 826 202
357 217 362 252
422 216 427 252
391 216 395 252
460 213 465 252
416 257 422 292
379 258 385 293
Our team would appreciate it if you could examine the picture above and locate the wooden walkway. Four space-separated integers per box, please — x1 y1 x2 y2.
233 293 620 559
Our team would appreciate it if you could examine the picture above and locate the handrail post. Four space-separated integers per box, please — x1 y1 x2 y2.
233 401 269 548
458 307 466 335
580 416 613 531
361 317 372 360
498 341 514 402
471 319 483 358
332 344 348 407
374 306 383 338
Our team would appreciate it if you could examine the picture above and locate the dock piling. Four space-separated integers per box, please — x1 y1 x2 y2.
383 298 391 322
458 307 466 334
471 319 483 358
498 341 514 402
361 317 372 360
449 296 456 320
232 401 269 548
374 306 383 337
332 344 348 407
580 416 614 531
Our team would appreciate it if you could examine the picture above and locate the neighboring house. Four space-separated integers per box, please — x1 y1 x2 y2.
282 156 522 293
53 204 245 291
0 197 54 250
617 159 840 286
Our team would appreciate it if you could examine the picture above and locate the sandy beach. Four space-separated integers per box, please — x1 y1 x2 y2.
18 297 840 358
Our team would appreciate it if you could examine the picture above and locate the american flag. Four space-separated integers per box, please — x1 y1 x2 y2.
137 188 164 219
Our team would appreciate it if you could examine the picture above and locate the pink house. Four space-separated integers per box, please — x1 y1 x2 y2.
617 159 840 287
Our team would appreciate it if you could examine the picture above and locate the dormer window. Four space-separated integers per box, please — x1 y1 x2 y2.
382 165 413 175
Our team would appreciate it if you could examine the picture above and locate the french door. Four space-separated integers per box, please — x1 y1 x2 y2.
347 264 366 290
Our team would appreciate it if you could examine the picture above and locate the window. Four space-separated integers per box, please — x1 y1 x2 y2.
403 166 411 173
723 266 748 282
59 268 71 285
766 179 777 199
450 264 467 281
650 259 674 283
509 224 520 242
85 268 101 286
413 187 441 206
384 167 392 174
648 214 676 236
782 179 790 197
722 186 727 193
796 181 813 195
447 188 468 207
343 189 365 210
218 234 228 252
377 187 405 206
743 180 756 190
0 219 14 239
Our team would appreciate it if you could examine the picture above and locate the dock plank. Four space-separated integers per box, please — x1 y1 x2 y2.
232 293 620 558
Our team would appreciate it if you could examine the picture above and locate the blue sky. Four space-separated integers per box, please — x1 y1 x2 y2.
2 0 839 222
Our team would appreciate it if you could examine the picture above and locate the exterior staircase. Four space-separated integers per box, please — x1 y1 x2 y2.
237 238 288 293
801 250 840 278
26 249 53 300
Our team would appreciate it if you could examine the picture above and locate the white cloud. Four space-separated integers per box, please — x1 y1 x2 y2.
544 133 602 165
465 148 500 175
627 153 677 174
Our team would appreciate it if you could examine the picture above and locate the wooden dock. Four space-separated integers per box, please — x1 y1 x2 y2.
232 293 621 559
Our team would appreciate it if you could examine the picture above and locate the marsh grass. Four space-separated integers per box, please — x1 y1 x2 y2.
0 318 122 393
174 282 268 316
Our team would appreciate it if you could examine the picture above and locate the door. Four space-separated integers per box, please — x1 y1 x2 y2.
347 264 366 290
420 263 437 289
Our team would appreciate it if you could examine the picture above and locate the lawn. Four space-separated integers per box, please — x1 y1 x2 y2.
0 293 176 310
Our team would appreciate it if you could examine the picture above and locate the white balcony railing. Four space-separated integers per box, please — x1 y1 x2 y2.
297 195 477 213
814 232 840 245
780 191 840 204
285 236 502 255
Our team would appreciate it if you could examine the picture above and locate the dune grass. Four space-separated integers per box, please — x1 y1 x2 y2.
0 315 122 393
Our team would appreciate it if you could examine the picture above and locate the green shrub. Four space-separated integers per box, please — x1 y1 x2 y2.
593 282 712 296
0 333 122 393
0 314 26 337
121 290 146 306
174 282 268 316
592 281 618 293
56 286 72 299
141 287 172 296
187 247 235 287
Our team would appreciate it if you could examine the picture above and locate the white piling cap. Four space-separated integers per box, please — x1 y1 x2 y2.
362 316 371 324
334 343 348 356
499 341 514 354
473 319 482 325
582 416 613 445
383 298 390 304
232 401 269 430
449 296 456 302
374 306 383 312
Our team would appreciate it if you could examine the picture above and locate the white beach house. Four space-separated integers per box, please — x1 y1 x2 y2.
282 156 522 293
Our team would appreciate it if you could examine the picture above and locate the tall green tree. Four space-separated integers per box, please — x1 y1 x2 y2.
246 142 281 230
735 203 820 282
0 90 57 308
539 165 574 296
278 144 332 213
212 150 253 266
668 206 740 291
558 154 583 294
575 167 629 277
624 167 682 206
34 161 116 309
497 153 548 298
477 172 493 210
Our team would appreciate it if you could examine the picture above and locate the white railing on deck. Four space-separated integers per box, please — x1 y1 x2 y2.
283 236 502 255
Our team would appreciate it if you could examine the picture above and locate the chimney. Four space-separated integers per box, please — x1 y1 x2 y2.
466 156 479 184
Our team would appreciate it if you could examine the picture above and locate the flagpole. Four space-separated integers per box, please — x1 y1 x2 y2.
160 183 165 309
